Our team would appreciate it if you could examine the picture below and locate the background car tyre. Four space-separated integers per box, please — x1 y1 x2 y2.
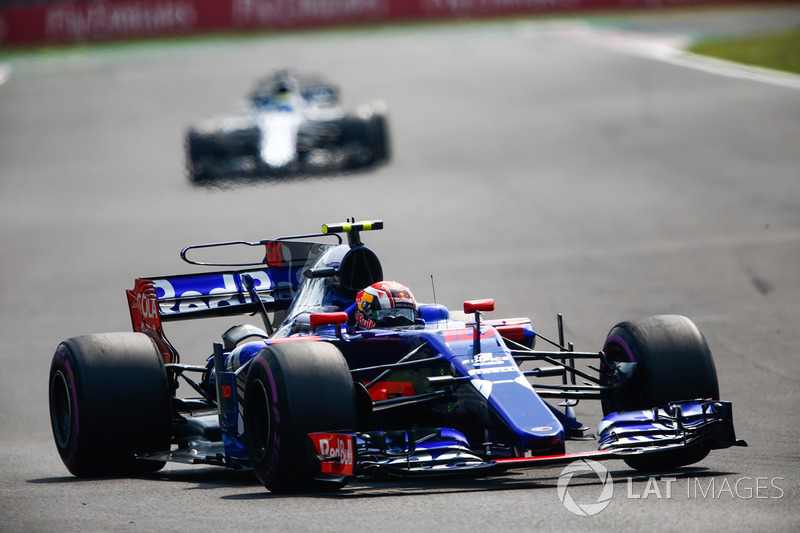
338 103 390 170
243 341 357 493
601 315 720 470
369 110 390 165
49 333 172 477
185 129 221 184
337 115 373 168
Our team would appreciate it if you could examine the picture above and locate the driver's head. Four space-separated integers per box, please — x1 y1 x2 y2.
355 281 417 329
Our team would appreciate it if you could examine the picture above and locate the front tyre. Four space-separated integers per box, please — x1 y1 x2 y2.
366 106 390 165
185 128 222 185
243 341 357 493
49 333 172 477
601 315 720 470
339 103 391 170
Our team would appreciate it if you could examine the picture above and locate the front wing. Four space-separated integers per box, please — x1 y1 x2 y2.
310 400 746 482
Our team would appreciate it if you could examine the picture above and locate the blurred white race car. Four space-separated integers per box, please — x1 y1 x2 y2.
185 71 390 184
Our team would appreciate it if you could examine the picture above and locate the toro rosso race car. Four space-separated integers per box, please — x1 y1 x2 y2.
49 221 745 493
184 71 390 184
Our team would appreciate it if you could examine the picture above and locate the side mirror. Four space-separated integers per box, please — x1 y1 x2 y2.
309 312 349 327
310 311 349 340
463 299 494 355
463 299 494 314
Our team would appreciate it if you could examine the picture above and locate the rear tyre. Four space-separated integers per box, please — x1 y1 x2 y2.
49 333 172 477
243 342 356 493
601 315 720 470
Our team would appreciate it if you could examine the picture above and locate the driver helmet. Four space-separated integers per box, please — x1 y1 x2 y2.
355 281 417 329
275 81 292 105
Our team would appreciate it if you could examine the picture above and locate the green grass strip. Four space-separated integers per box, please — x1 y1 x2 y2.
690 27 800 75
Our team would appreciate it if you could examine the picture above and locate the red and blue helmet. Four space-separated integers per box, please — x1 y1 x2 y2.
355 281 417 329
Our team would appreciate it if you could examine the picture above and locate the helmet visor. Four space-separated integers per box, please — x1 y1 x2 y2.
374 308 416 327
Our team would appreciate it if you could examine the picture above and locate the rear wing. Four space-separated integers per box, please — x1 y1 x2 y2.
126 220 384 363
127 238 336 363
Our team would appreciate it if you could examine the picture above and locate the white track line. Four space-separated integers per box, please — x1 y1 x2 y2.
530 21 800 91
0 63 11 87
649 47 800 91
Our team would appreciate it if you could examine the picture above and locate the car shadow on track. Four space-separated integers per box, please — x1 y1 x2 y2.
29 466 260 490
186 166 378 191
220 466 738 501
29 466 739 500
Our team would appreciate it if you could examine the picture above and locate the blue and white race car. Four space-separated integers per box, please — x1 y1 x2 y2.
48 221 745 493
184 71 390 184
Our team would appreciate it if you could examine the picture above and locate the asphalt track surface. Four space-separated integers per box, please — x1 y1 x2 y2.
2 5 799 532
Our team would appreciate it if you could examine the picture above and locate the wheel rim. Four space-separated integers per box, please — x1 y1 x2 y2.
246 379 272 463
50 370 72 448
601 339 643 413
600 341 629 385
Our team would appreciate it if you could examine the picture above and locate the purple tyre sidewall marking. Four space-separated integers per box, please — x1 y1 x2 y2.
604 335 636 363
51 350 80 469
255 356 281 481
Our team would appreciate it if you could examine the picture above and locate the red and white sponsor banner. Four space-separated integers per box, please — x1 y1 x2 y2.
309 432 355 476
0 0 776 46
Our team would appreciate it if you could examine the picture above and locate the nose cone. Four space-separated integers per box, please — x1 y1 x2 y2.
476 376 565 456
520 425 566 456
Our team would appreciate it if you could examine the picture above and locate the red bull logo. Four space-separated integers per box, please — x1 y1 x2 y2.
311 433 355 476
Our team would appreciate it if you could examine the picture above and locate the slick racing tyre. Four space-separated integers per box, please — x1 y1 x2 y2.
243 341 357 493
185 128 223 185
367 107 390 165
601 315 720 471
49 333 171 477
339 103 390 169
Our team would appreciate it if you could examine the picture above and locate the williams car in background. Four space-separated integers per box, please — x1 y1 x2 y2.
185 71 390 184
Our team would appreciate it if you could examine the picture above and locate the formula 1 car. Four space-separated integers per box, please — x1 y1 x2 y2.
49 220 745 493
184 71 390 184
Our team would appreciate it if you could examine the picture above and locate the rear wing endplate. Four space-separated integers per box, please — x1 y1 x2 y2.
127 239 335 363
